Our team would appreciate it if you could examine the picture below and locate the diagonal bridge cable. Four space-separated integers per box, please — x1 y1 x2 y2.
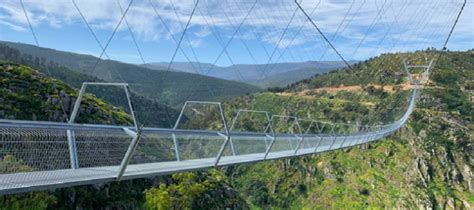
87 0 134 76
20 0 71 122
166 0 200 72
294 0 354 71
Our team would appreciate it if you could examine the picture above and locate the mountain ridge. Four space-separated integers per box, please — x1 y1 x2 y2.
0 41 260 107
142 60 356 87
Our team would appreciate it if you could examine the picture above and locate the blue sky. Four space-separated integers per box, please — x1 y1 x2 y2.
0 0 472 66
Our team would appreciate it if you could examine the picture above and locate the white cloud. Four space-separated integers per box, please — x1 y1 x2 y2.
0 0 471 62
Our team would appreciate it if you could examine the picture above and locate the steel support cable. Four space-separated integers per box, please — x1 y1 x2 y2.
71 0 110 59
266 0 323 71
87 0 134 76
278 1 323 62
404 1 444 51
181 0 258 104
253 2 300 69
166 0 200 72
377 0 458 125
273 2 309 63
271 2 304 63
19 0 71 122
233 1 272 59
116 0 146 65
19 0 39 47
383 0 410 50
290 4 356 91
222 0 258 63
167 0 220 99
376 0 444 89
334 0 367 44
195 3 237 66
72 0 148 130
358 0 406 87
159 1 259 134
295 0 355 72
287 1 325 62
406 0 448 50
224 0 266 66
255 1 299 64
322 0 366 66
370 0 399 56
168 0 208 76
229 0 279 82
290 7 328 63
116 0 173 128
212 0 257 82
347 0 387 61
290 2 338 61
148 0 215 114
292 1 347 64
318 0 356 60
413 3 448 50
422 0 461 52
434 0 467 67
375 0 399 47
148 0 201 75
344 0 404 88
350 1 412 110
257 6 299 81
246 1 282 59
230 0 304 81
72 0 128 83
390 0 439 52
340 0 426 126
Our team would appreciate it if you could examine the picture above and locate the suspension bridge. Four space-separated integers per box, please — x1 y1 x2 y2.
0 60 432 195
0 0 467 195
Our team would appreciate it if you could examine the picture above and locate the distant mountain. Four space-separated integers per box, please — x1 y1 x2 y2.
142 60 354 88
0 41 260 107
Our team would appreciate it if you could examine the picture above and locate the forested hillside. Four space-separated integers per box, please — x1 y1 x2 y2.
0 50 472 209
0 41 260 107
143 60 350 88
0 44 177 127
149 50 473 209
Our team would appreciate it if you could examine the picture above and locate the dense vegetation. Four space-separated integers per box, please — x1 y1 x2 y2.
0 50 472 209
151 50 473 209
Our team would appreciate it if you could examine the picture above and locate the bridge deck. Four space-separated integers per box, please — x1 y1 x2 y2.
0 90 416 195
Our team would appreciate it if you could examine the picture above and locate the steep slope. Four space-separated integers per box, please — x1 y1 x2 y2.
0 62 244 209
221 50 473 208
143 60 350 87
0 50 471 209
0 61 132 124
0 44 176 127
0 41 260 107
144 50 473 209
